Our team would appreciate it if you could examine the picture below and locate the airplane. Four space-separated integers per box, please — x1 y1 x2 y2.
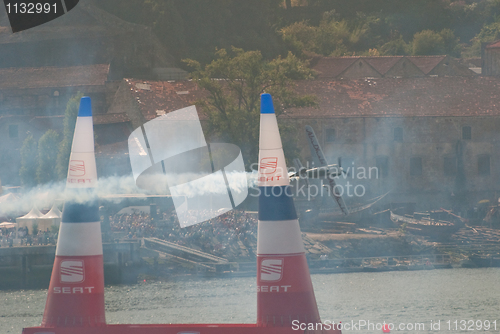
288 158 344 180
292 125 350 215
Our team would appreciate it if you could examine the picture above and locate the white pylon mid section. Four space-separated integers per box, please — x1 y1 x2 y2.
41 97 106 327
257 93 337 331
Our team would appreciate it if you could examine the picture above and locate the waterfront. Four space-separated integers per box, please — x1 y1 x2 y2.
1 268 499 333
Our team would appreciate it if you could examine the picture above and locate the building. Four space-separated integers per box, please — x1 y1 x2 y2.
104 75 500 212
311 55 476 79
482 40 500 76
0 0 498 214
0 64 113 184
0 0 174 79
287 76 500 210
0 0 180 185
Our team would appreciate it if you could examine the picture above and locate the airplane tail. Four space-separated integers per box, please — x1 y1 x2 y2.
304 125 349 215
41 97 106 327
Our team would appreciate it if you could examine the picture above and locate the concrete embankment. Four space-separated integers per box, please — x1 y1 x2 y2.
2 228 499 288
0 241 142 289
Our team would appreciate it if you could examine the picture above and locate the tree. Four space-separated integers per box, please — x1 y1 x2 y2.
106 0 286 63
280 11 382 56
412 30 445 55
411 29 459 56
56 93 83 180
439 28 461 57
184 47 317 168
19 132 38 187
36 130 60 184
380 34 410 55
464 21 500 57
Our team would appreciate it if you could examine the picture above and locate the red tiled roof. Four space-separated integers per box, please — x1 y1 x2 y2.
312 57 358 78
486 40 500 49
123 79 208 120
28 115 64 130
406 56 446 74
313 56 448 77
364 57 404 75
285 77 500 118
0 64 110 89
110 76 500 123
0 115 30 122
95 141 129 157
94 112 130 125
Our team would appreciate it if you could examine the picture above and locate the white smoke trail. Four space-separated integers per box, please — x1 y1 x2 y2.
0 172 257 218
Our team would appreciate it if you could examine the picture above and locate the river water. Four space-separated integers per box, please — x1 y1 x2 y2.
1 268 499 333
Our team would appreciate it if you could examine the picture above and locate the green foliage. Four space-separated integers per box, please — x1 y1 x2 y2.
280 11 384 56
314 16 352 56
94 0 500 62
412 30 444 55
36 130 60 184
281 21 318 55
464 21 500 57
56 93 83 180
411 29 460 56
440 28 461 57
380 34 410 55
134 0 285 63
19 133 38 187
184 47 317 167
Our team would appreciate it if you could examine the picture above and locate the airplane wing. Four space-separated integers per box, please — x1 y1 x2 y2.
291 158 309 186
305 125 349 215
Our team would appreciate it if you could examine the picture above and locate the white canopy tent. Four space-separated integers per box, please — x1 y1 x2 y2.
0 193 18 204
38 204 62 232
16 207 43 234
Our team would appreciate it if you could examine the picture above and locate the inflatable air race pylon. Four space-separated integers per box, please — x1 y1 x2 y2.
41 96 106 327
256 93 334 330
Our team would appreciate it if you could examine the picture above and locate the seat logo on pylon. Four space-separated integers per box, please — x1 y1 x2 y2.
60 260 85 283
260 259 283 281
69 160 86 177
260 157 278 174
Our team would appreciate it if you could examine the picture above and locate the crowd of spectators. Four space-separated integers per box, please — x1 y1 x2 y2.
1 209 259 260
108 210 258 259
0 226 57 247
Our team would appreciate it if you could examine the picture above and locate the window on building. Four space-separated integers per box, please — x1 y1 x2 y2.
326 128 335 142
478 155 490 176
462 126 471 140
410 157 422 176
394 127 403 142
375 156 389 178
8 125 18 138
443 157 457 176
52 90 60 108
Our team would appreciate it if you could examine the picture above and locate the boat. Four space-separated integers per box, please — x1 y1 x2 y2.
23 95 342 333
390 211 461 238
318 191 390 222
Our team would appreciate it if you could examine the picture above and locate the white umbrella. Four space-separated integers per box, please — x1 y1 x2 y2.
0 222 16 229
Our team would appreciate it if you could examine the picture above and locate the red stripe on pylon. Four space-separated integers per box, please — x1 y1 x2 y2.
42 255 106 327
257 254 320 327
